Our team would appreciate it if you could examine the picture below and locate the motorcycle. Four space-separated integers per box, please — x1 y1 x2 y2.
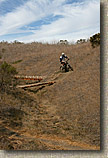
60 59 73 72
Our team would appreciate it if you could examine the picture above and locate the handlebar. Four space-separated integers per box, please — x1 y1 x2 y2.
66 58 69 62
61 58 69 63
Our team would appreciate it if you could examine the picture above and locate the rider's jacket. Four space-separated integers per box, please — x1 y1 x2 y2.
60 55 68 62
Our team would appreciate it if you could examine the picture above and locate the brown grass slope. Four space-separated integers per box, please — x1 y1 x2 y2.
0 42 100 150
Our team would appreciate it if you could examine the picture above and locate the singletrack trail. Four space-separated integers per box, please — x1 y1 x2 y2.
0 69 100 150
5 125 99 150
11 70 99 150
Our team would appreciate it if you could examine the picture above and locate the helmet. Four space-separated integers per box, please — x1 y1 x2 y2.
62 52 65 56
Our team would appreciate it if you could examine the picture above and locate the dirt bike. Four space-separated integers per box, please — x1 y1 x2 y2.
60 59 73 72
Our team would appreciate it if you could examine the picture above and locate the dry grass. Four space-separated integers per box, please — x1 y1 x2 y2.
0 42 100 150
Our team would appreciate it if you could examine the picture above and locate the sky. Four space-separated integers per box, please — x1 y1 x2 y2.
0 0 100 43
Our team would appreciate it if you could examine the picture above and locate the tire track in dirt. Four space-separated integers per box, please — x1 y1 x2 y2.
7 127 100 150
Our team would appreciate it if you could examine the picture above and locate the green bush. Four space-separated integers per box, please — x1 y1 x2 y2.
0 61 18 92
90 33 100 48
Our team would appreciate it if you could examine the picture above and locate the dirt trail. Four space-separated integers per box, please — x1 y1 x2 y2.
6 126 99 150
0 68 100 150
21 134 100 150
12 71 99 150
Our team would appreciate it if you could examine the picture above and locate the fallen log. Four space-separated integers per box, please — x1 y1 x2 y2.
14 75 43 81
16 81 56 88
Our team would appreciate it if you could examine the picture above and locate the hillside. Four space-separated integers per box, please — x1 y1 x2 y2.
0 42 100 150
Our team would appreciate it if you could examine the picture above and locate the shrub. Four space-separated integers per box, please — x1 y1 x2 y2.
90 33 100 48
2 48 6 53
0 61 18 92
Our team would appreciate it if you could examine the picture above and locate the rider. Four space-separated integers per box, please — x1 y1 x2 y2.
60 53 69 65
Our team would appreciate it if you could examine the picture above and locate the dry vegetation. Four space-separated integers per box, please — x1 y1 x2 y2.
0 41 100 150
